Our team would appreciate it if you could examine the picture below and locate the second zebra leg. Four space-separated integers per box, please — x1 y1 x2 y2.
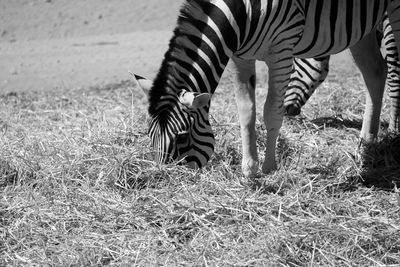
350 31 387 142
284 56 330 116
262 54 294 173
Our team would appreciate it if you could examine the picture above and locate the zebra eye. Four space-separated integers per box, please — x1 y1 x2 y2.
175 132 189 145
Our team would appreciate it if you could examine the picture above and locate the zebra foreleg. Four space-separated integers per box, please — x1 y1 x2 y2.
262 54 294 174
229 57 259 178
350 31 387 142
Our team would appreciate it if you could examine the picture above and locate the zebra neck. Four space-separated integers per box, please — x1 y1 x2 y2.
149 0 247 115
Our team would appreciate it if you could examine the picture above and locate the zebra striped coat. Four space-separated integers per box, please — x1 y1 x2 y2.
285 14 400 132
136 0 400 177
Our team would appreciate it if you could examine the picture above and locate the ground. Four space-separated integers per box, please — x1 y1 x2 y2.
1 1 400 266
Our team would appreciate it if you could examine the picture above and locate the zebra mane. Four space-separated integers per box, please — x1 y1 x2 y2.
148 0 209 116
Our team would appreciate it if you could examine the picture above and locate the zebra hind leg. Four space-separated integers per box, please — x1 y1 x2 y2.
387 0 400 64
350 31 387 142
387 54 400 133
382 14 400 132
229 57 259 178
387 0 400 132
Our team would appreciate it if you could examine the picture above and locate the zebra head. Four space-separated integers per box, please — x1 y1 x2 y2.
135 74 215 169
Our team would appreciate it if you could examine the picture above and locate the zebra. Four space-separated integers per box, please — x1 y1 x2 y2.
135 0 400 178
284 14 400 133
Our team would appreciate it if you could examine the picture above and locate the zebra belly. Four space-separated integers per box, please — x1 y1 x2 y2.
292 0 387 58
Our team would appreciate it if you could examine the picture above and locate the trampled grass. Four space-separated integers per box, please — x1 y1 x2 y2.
1 64 400 266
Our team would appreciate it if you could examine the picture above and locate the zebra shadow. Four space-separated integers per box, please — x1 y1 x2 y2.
310 116 363 130
308 116 390 131
309 117 399 190
326 134 400 192
356 134 400 190
248 134 400 194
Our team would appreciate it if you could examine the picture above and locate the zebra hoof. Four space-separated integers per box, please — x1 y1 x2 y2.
285 105 301 116
261 160 277 174
242 160 259 178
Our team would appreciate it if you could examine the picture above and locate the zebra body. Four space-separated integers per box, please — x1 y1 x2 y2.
236 0 387 60
136 0 400 177
285 14 400 132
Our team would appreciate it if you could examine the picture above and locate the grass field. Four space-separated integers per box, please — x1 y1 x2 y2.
1 61 400 266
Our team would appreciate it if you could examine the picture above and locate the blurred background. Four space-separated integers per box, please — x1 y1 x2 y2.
0 0 355 94
0 0 184 92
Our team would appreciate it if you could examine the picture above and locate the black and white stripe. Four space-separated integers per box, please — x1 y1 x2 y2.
284 14 400 134
138 0 400 176
383 13 400 131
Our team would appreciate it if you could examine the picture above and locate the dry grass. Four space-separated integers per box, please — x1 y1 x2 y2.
1 64 400 266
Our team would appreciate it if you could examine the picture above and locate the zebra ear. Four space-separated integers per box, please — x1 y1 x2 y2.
179 91 211 109
132 74 153 98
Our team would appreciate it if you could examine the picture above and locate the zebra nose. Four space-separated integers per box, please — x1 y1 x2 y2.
285 105 301 116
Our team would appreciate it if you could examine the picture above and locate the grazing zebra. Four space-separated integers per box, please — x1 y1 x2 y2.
284 14 400 132
135 0 400 178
